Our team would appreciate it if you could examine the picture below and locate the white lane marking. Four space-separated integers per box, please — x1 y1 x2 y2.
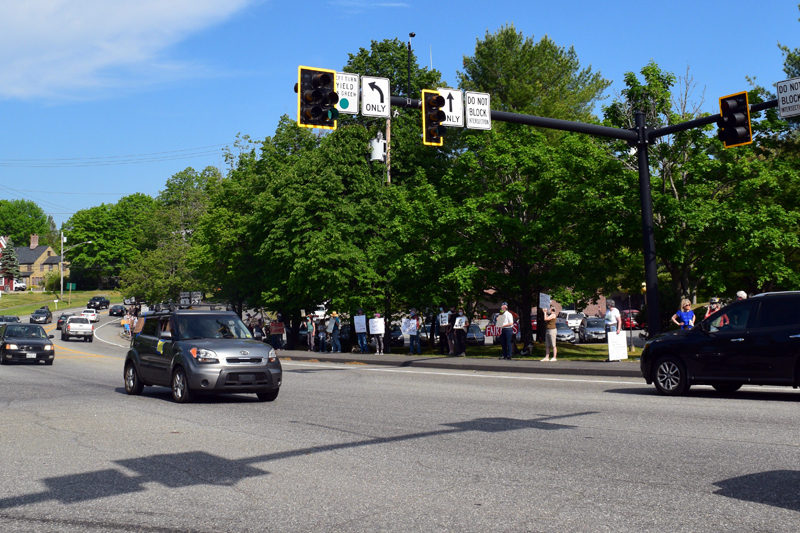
280 361 641 386
93 318 127 348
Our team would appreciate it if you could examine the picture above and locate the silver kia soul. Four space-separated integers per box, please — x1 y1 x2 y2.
123 309 282 403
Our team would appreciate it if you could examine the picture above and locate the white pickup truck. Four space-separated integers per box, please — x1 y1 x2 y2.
62 316 94 342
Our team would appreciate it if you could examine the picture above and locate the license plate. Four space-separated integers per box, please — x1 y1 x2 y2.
26 353 36 358
239 374 254 382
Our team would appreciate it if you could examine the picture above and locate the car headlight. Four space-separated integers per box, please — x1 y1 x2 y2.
190 347 219 364
268 348 277 363
6 343 18 350
44 345 53 350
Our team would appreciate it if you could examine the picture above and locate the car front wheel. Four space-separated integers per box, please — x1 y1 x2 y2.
124 362 144 395
653 356 690 396
171 367 194 403
256 389 279 402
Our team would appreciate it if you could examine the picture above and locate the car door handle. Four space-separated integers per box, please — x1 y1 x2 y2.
731 338 745 342
790 335 800 339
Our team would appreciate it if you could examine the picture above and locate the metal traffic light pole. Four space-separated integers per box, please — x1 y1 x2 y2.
390 95 778 338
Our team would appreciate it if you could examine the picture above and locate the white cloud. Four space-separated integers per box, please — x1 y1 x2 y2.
0 0 255 100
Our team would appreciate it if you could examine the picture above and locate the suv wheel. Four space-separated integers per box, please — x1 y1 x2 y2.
124 362 144 395
171 367 194 403
256 389 280 402
653 356 690 396
712 383 742 394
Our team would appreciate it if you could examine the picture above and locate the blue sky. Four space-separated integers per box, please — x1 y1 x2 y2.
1 0 798 227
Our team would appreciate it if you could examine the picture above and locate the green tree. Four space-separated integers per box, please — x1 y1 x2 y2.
0 239 22 283
0 200 50 246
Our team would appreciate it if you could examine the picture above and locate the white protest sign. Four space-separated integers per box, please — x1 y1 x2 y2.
777 76 800 119
336 72 360 115
454 317 467 329
539 293 551 310
354 315 367 333
607 329 628 361
369 318 385 335
361 76 390 118
326 320 335 333
465 91 491 130
438 88 463 127
401 318 418 335
439 312 449 326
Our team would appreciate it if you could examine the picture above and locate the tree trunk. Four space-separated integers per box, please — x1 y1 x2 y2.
383 292 392 354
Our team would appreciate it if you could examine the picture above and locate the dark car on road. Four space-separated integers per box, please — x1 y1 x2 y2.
123 309 282 403
109 304 126 317
87 295 110 310
29 307 52 324
579 317 606 343
466 323 485 346
641 291 800 396
56 313 75 330
0 315 21 323
0 323 55 365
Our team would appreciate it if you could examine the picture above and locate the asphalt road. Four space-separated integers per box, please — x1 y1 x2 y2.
1 310 799 532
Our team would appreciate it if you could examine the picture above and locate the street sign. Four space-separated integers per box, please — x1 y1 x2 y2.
66 283 76 290
438 88 463 127
777 76 800 119
465 91 491 130
361 76 390 118
336 72 359 115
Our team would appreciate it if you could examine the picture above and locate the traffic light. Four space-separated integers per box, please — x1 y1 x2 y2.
422 89 446 146
717 91 752 148
296 66 339 130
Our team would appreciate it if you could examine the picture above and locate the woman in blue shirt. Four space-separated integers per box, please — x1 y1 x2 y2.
671 300 695 330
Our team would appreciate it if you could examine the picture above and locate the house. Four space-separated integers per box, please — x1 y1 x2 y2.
13 235 69 289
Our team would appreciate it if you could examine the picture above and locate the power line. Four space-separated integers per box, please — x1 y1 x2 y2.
0 143 229 162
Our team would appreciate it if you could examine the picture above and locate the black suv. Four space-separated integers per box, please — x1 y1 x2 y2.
87 295 110 309
123 309 282 403
641 291 800 395
30 307 52 324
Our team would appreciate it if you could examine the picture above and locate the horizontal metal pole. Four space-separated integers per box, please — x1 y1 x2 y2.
649 99 778 141
390 96 637 142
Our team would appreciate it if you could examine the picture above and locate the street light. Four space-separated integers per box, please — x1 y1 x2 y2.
60 231 92 299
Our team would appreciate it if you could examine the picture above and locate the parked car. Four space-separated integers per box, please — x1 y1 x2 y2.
0 315 21 323
466 323 485 346
87 295 110 310
565 313 585 331
555 321 576 343
56 313 75 330
81 309 99 323
641 291 800 396
13 280 26 291
30 307 53 324
123 308 282 403
62 316 93 342
579 317 607 343
0 323 55 365
419 324 439 347
109 304 127 317
621 309 640 329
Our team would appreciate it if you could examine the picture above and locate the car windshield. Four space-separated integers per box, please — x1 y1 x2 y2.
5 325 48 338
556 322 571 331
82 310 95 314
567 314 580 320
32 310 47 315
175 314 251 340
586 319 604 327
469 324 482 333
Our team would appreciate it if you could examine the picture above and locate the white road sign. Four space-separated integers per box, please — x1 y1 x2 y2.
438 88 463 127
465 91 491 130
776 76 800 119
361 76 390 118
336 72 359 115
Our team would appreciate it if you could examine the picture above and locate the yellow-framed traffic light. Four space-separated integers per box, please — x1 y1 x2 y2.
295 66 339 130
422 89 446 146
717 91 752 148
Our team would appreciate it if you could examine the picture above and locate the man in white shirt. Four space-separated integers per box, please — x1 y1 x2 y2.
496 303 514 360
605 299 622 338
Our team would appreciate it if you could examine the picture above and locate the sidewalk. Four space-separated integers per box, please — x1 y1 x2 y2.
277 349 643 378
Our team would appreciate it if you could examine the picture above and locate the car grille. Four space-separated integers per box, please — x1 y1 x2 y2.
225 372 268 386
225 357 263 364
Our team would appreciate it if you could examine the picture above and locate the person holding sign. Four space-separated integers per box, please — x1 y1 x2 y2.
370 313 386 355
438 306 450 355
329 311 341 353
454 308 469 356
497 303 514 360
405 309 421 355
541 306 558 361
305 315 315 351
354 309 368 353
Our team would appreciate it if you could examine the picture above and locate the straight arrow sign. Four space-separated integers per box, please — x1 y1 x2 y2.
438 88 463 128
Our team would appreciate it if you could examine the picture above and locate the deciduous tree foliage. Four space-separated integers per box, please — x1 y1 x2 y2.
0 199 51 246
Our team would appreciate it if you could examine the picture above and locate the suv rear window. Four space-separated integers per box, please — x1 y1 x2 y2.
69 318 89 324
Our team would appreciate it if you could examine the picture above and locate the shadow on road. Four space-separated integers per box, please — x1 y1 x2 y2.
603 387 800 402
714 470 800 512
0 412 597 510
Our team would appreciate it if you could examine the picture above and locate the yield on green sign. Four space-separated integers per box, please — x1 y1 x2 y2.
336 72 359 115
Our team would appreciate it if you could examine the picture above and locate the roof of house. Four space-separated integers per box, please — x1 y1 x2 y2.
44 256 61 265
15 246 53 265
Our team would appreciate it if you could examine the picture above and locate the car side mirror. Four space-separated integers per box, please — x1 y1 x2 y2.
254 331 263 340
48 335 54 339
160 330 172 339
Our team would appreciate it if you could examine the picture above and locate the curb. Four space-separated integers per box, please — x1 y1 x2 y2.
277 350 643 379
